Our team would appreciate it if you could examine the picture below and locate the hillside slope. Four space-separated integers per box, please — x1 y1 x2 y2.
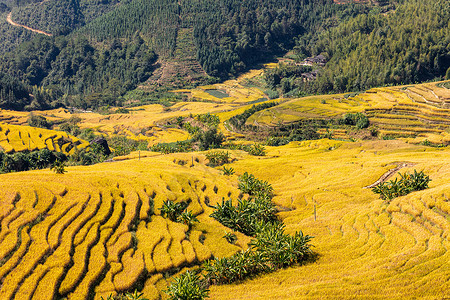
210 139 450 299
0 139 448 299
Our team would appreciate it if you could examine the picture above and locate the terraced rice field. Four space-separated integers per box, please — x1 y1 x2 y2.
0 102 237 146
0 123 88 154
0 152 250 299
0 139 448 299
251 81 450 144
210 139 450 299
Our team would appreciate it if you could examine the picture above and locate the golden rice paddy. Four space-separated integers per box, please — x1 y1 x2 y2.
0 70 449 299
0 139 448 299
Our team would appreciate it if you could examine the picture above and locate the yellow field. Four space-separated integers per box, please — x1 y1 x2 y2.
209 139 450 299
0 140 448 299
0 151 249 299
0 123 88 154
0 69 449 299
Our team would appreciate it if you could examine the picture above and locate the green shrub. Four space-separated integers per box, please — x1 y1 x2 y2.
196 113 220 127
27 114 52 129
210 195 278 236
195 128 225 150
372 170 431 200
177 210 199 230
204 222 313 285
238 172 273 197
150 140 192 154
223 232 237 244
247 144 266 156
249 222 313 269
51 160 66 174
205 150 230 166
165 270 209 300
159 200 188 222
340 113 369 129
221 166 235 176
101 290 148 300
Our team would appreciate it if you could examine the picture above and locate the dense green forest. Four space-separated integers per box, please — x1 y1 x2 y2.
288 0 450 94
0 0 448 110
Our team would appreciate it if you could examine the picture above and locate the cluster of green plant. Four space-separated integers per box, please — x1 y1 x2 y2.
221 166 235 176
194 128 225 151
165 270 209 300
204 223 312 285
107 135 148 156
159 200 198 229
50 160 67 174
210 196 278 236
195 113 220 128
165 173 313 300
183 122 201 136
223 143 266 156
27 114 52 129
339 113 369 129
0 149 66 173
223 232 237 244
211 173 275 235
372 170 431 200
205 150 230 166
227 102 278 132
150 141 193 154
238 172 274 197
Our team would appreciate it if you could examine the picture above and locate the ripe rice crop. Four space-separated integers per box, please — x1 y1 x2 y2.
0 134 448 299
0 123 88 154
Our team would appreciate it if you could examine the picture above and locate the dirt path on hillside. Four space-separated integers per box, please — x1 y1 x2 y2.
364 162 416 189
7 12 52 36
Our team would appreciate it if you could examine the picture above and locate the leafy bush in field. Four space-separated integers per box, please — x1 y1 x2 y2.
0 149 66 173
27 114 52 129
165 270 209 300
51 160 66 174
238 172 273 197
210 196 278 236
205 150 230 166
223 143 266 156
101 290 148 300
177 210 199 230
195 128 225 151
196 113 220 128
247 144 266 156
150 140 192 154
203 222 313 285
221 166 235 176
107 135 148 156
340 113 369 129
249 223 313 270
372 170 431 200
223 232 237 244
159 200 188 222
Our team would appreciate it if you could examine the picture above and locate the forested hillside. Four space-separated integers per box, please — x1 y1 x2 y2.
0 0 448 111
290 0 450 94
